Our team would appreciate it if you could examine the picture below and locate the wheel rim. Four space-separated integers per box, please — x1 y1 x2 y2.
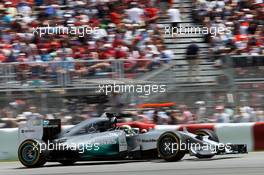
21 143 37 163
159 135 179 157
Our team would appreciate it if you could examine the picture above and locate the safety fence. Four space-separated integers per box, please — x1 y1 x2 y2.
0 55 263 90
0 59 165 90
0 55 263 116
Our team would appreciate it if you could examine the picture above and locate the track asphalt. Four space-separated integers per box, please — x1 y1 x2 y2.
0 152 263 175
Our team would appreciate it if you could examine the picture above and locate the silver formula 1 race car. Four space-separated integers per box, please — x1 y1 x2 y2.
18 113 247 168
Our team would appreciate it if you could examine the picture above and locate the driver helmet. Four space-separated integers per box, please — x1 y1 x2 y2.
120 125 132 134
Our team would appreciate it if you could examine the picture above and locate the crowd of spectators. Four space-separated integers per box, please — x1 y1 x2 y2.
193 0 263 65
134 104 264 124
1 100 264 128
0 0 175 83
1 0 264 128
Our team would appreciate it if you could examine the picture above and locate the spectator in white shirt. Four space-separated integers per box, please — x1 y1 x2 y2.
167 8 181 23
167 7 181 32
214 105 230 123
126 3 144 24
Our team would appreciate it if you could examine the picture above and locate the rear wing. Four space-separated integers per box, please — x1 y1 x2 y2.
18 119 61 143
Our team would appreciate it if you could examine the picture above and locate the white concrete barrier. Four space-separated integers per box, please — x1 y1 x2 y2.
0 128 18 160
215 123 255 151
0 126 73 160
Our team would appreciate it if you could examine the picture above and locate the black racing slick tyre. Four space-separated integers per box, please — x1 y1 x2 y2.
157 132 186 162
194 129 219 159
59 160 76 166
18 139 47 168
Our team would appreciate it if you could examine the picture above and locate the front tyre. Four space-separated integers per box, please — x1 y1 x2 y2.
18 139 47 168
157 132 186 161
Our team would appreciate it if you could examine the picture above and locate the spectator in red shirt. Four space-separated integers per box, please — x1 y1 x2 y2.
144 7 159 23
0 53 6 62
110 12 122 25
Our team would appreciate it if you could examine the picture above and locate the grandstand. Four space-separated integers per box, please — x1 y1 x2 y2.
141 0 218 86
0 0 263 127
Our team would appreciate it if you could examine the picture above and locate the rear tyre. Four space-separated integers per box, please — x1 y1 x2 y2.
194 129 219 159
18 139 47 168
59 160 76 166
157 132 186 162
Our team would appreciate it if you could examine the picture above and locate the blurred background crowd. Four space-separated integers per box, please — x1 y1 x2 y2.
0 0 263 128
193 0 263 65
0 0 175 81
1 99 264 128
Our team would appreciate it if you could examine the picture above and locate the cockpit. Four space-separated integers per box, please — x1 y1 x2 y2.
60 113 117 137
59 112 152 138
